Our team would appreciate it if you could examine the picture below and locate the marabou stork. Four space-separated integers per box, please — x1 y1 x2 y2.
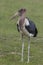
10 8 38 63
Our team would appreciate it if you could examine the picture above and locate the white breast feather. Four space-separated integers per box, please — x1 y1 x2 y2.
25 18 30 26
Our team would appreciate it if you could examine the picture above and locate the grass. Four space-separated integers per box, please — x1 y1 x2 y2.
0 0 43 65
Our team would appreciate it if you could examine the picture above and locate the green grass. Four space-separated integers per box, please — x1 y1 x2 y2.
0 0 43 65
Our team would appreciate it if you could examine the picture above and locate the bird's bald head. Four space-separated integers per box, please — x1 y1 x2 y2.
18 8 26 16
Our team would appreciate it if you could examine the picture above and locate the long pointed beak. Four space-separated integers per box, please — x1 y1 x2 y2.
10 12 19 20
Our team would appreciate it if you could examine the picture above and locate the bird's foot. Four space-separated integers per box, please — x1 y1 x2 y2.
27 59 29 63
20 58 23 62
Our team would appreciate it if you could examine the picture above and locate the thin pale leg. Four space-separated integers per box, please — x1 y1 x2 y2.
27 37 30 63
21 34 24 62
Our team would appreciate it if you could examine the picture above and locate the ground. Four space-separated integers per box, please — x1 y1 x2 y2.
0 0 43 65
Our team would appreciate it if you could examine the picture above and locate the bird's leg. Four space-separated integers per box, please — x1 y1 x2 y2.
27 37 30 63
21 34 24 62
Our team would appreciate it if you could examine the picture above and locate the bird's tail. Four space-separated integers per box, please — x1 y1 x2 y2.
34 28 38 37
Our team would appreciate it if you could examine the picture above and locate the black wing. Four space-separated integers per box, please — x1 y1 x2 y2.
17 24 20 32
25 17 38 37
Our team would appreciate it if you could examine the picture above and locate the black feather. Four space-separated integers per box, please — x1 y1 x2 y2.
34 27 38 37
25 18 38 37
17 24 20 32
